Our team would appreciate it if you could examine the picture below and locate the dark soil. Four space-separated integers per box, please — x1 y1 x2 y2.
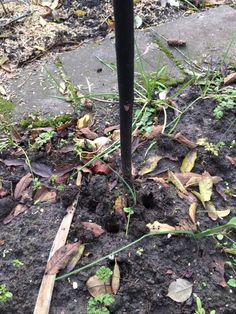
0 81 236 314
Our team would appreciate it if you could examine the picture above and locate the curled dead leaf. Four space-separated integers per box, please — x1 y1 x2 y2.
188 203 197 224
174 132 196 149
114 195 127 215
224 72 236 86
46 242 81 275
147 221 176 233
14 173 32 199
168 171 188 194
112 259 120 294
139 156 163 176
143 125 163 140
81 222 105 237
86 275 112 297
3 204 28 225
180 151 197 173
67 244 85 272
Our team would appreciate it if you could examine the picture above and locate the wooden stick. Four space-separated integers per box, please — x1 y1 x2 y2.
34 196 79 314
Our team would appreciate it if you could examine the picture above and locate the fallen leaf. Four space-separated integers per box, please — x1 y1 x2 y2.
76 170 82 186
0 187 9 198
139 156 163 176
224 72 236 86
199 172 213 202
91 160 111 175
112 259 120 294
86 275 112 297
168 171 188 194
192 191 206 209
176 218 197 231
1 159 25 167
147 221 176 233
167 279 193 303
31 162 53 178
3 204 28 224
177 191 198 204
54 164 78 177
149 176 169 188
206 202 231 221
188 203 197 224
211 257 227 288
167 39 186 47
75 9 87 17
14 173 32 199
143 125 163 140
226 156 236 166
93 137 111 151
77 114 92 129
81 222 105 237
114 195 127 215
34 186 57 203
46 242 81 275
134 15 143 28
66 244 85 272
174 132 196 149
180 151 197 173
77 127 98 140
104 124 120 135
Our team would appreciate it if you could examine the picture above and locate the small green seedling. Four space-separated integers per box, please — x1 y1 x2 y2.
194 296 216 314
87 294 115 314
12 259 24 268
123 207 134 236
227 278 236 288
96 267 113 283
0 285 13 303
31 130 56 150
32 177 41 191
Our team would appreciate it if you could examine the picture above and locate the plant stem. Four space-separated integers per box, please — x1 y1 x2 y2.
113 0 134 182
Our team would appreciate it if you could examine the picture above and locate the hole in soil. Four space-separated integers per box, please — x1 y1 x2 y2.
142 193 155 209
104 214 120 233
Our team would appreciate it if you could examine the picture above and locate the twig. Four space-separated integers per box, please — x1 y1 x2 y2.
0 0 8 15
0 10 33 28
33 195 79 314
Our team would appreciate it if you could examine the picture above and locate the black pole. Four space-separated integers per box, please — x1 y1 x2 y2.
113 0 134 182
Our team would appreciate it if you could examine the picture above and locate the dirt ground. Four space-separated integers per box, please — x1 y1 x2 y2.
0 1 236 314
0 83 236 313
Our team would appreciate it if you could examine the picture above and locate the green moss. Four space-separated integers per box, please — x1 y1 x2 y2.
20 114 72 129
0 98 16 117
155 39 185 73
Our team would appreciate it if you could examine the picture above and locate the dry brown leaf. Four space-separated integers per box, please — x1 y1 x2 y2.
149 176 169 188
112 259 120 294
66 244 85 272
81 222 105 237
143 125 163 140
206 202 231 221
192 191 206 209
168 171 188 194
211 257 227 288
114 195 127 215
14 173 32 199
167 39 186 47
176 218 197 232
104 124 120 135
3 204 28 224
34 186 57 203
86 275 112 297
46 242 81 275
177 191 198 204
188 203 197 224
139 156 163 176
147 221 176 233
77 127 98 140
224 72 236 86
226 156 236 166
173 132 197 149
76 170 82 186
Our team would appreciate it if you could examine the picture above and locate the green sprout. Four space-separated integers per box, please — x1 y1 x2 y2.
123 207 134 236
31 130 56 150
0 285 13 303
96 267 113 283
12 259 24 268
194 296 216 314
87 294 115 314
